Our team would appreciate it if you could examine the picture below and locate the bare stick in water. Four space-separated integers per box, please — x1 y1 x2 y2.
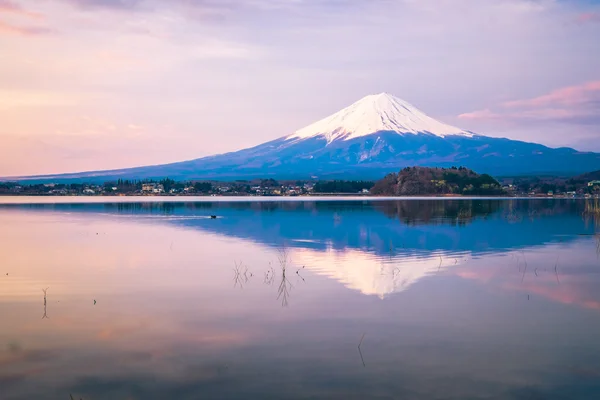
358 333 366 367
233 261 246 289
358 333 366 348
42 287 49 319
276 244 294 307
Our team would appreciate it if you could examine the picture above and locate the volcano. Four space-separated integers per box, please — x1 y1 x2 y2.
8 93 600 182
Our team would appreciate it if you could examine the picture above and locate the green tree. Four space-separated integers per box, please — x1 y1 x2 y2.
194 182 212 193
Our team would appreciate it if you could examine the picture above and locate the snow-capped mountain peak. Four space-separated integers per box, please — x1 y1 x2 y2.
288 92 472 143
10 92 600 183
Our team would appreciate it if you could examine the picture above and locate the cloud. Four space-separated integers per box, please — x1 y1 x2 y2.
503 81 600 108
0 20 54 36
459 80 600 125
458 109 501 121
56 0 270 14
51 0 386 21
0 0 20 12
0 0 42 18
0 90 73 108
576 12 600 24
60 0 142 10
2 0 600 173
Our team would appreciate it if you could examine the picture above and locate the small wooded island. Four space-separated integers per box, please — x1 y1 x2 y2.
370 166 505 196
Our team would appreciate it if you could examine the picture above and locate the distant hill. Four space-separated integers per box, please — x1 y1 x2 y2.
574 170 600 182
371 166 505 196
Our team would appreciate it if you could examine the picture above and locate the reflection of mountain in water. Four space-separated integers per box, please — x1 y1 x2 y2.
7 200 597 297
290 247 467 298
91 199 595 253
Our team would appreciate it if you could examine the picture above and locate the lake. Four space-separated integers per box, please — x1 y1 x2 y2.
1 198 599 400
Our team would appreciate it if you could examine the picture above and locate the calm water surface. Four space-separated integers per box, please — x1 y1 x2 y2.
1 199 599 400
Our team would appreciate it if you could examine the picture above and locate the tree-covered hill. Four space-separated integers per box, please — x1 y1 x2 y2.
370 166 505 196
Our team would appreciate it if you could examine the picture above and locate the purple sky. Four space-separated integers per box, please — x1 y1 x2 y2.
1 0 599 175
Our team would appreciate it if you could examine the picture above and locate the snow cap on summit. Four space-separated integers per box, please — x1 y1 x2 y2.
289 93 471 143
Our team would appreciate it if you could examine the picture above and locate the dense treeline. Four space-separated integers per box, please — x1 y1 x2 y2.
3 168 598 197
0 178 215 195
0 177 307 196
501 169 600 195
370 166 505 196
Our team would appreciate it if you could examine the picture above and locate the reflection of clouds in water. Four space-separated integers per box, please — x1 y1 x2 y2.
1 313 254 398
289 235 600 307
0 344 57 389
454 241 600 311
2 201 600 399
0 277 67 300
0 345 57 368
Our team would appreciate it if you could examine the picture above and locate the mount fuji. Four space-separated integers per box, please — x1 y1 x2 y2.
10 93 600 182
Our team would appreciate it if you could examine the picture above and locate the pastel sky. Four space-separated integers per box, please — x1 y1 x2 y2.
1 0 600 176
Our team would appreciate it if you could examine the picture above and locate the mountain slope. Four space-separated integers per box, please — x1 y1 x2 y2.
6 93 600 183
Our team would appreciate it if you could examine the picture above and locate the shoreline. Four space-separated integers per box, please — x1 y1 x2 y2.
0 195 593 205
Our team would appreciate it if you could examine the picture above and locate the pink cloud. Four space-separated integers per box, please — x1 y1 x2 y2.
459 107 596 123
458 80 600 124
0 0 43 18
0 0 20 11
0 20 54 36
458 109 501 121
515 108 589 119
457 108 583 122
576 12 600 24
503 80 600 108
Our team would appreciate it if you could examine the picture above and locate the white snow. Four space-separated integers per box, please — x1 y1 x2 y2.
288 93 472 143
